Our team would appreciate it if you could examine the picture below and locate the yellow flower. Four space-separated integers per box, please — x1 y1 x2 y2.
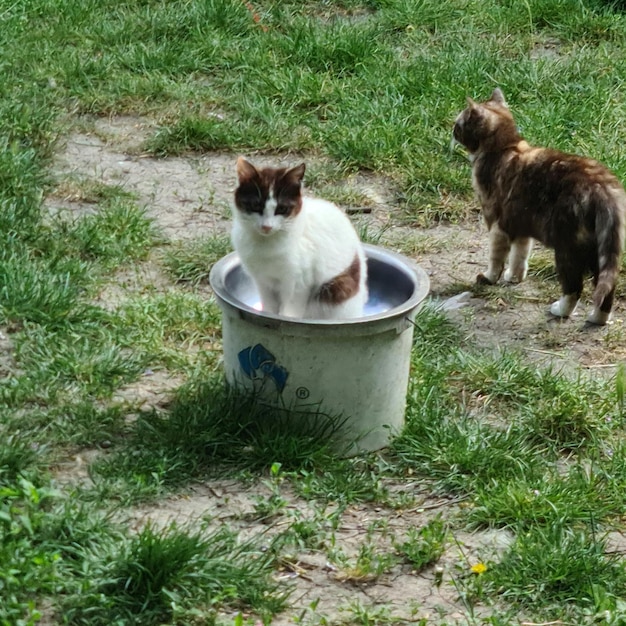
471 562 487 575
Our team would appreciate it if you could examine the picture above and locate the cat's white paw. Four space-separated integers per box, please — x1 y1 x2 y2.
587 308 611 326
549 301 564 317
503 267 527 283
477 269 501 285
549 296 579 318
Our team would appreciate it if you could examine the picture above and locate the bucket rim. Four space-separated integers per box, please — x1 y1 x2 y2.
209 243 430 329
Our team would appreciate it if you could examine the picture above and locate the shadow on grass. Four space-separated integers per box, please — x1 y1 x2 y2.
91 375 348 500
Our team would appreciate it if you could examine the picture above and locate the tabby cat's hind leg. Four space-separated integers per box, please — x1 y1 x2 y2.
550 250 583 319
587 285 614 325
550 294 579 318
587 307 611 325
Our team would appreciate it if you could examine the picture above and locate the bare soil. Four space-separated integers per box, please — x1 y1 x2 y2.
40 115 626 624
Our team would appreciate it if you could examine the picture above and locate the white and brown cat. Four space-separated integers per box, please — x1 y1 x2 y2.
453 88 626 325
232 157 368 319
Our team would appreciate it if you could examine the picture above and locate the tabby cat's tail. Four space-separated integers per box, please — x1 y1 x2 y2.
593 205 625 309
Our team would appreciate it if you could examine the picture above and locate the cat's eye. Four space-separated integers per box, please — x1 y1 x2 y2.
275 204 291 215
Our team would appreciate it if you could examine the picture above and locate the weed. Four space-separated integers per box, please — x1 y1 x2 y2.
69 198 159 265
478 523 626 621
0 249 88 327
395 516 448 572
250 462 289 522
280 510 328 551
0 435 41 483
51 177 136 205
113 290 222 369
295 458 389 505
330 540 397 583
343 600 426 625
0 477 65 625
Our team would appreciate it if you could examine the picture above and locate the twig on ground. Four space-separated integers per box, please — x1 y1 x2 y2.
522 347 566 358
404 496 468 514
346 207 373 214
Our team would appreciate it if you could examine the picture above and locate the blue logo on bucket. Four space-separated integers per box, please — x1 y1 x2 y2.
238 344 288 392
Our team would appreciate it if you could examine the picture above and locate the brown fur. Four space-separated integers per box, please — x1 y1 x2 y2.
453 88 626 324
317 254 361 304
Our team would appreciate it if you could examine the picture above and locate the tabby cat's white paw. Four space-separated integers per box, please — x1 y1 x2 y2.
503 267 527 283
587 308 610 325
549 301 562 317
550 296 579 318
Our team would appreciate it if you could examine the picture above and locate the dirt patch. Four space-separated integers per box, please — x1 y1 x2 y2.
125 481 512 624
112 368 184 412
44 115 626 623
0 326 20 379
48 116 234 240
47 116 626 365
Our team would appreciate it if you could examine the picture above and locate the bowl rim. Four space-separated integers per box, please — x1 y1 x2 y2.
209 243 430 329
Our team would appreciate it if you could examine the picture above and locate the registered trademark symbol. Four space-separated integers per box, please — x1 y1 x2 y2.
296 386 310 400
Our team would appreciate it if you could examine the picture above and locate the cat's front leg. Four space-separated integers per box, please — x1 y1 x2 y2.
279 297 309 318
256 283 280 315
274 283 309 318
477 223 510 285
503 238 533 283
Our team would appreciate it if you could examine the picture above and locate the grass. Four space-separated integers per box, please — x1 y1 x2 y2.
89 376 348 503
2 0 626 624
475 523 626 620
395 516 448 572
162 234 232 285
62 523 288 625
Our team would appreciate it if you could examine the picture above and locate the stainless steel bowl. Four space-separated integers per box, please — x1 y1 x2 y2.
210 244 430 326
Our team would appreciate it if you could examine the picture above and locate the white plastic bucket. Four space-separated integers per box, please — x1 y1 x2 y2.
209 244 430 455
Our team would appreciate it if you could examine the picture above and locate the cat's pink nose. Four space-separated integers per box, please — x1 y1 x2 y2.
261 225 273 233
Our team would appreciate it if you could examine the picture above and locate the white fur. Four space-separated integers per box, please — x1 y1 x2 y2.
550 294 579 318
503 238 533 283
587 308 610 325
231 197 367 320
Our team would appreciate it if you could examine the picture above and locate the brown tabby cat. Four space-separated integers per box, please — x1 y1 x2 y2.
453 88 626 325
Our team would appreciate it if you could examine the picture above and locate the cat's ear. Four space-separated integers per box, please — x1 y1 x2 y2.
466 97 479 110
490 88 508 108
236 156 258 182
285 163 306 185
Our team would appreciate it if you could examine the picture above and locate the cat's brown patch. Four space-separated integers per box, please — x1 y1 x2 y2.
317 254 361 304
